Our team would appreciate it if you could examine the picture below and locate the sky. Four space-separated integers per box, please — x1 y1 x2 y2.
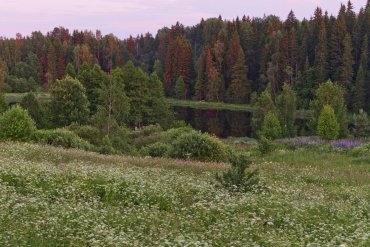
0 0 367 39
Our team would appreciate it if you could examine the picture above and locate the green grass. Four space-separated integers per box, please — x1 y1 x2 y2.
168 98 311 119
5 93 50 104
0 142 368 246
167 98 256 112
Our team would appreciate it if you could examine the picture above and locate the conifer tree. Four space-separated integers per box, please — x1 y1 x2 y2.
175 76 186 99
317 105 340 140
338 33 354 104
146 72 169 126
65 63 76 78
310 80 347 137
353 35 368 111
226 48 250 103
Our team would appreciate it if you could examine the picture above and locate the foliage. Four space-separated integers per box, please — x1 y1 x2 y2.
169 131 228 162
20 93 44 128
50 76 90 127
310 80 347 137
257 136 274 155
0 105 36 141
96 68 129 134
99 135 115 154
175 76 186 99
317 105 340 140
351 109 370 137
276 84 297 137
146 72 171 127
67 124 101 146
260 111 282 140
0 93 7 113
7 76 40 93
31 129 93 150
252 89 276 136
140 142 171 157
216 152 258 192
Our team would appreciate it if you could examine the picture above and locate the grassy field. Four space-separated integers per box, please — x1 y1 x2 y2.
0 142 368 246
4 93 50 104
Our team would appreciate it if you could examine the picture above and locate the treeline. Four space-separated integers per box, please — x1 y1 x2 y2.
0 1 370 112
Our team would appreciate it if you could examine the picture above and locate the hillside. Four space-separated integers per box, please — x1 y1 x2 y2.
0 142 368 246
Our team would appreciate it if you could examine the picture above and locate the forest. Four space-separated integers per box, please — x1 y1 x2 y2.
0 1 369 112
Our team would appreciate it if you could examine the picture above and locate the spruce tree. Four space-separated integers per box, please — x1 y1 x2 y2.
310 80 347 137
226 48 250 103
353 35 368 112
317 105 340 140
175 76 186 99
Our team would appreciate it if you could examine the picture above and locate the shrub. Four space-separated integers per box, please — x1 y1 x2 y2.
169 131 228 162
20 93 44 128
140 142 170 157
31 129 93 151
317 105 339 140
216 152 258 192
0 105 36 141
67 124 101 146
99 135 115 154
257 136 274 155
260 111 282 140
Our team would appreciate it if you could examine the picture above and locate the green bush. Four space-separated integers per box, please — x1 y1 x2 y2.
31 129 93 151
99 135 115 154
260 111 282 140
169 131 228 162
67 124 101 146
257 136 274 155
140 142 170 157
216 152 259 192
317 105 339 140
0 105 36 141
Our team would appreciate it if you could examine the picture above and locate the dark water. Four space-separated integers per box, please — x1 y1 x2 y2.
174 106 310 138
174 107 252 138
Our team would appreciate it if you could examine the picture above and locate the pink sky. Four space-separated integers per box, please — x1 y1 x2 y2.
0 0 367 38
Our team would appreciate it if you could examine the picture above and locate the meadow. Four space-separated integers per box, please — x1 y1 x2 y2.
0 141 368 246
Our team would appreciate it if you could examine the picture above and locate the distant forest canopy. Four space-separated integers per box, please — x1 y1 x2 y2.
0 1 370 112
